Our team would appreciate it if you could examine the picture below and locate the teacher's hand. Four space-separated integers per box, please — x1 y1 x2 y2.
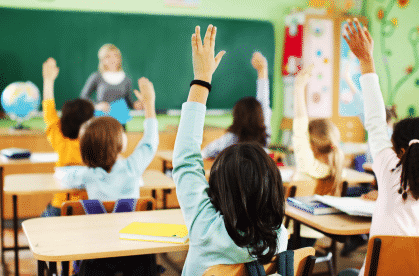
95 102 110 113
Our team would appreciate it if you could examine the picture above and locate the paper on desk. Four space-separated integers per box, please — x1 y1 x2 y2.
30 153 58 163
279 167 294 183
313 195 375 217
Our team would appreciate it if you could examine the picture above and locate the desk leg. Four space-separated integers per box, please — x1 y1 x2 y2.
62 261 69 276
292 220 301 250
13 195 19 276
38 260 46 276
48 262 57 276
0 167 4 265
162 189 171 209
163 161 168 174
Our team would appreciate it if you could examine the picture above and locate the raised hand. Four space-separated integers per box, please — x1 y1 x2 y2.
342 18 375 74
191 25 226 84
42 58 59 83
134 77 156 118
294 64 314 88
251 52 268 79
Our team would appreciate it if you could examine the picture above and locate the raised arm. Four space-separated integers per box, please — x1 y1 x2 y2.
125 77 159 175
42 58 68 148
343 19 392 160
172 25 225 231
252 52 272 137
293 65 313 119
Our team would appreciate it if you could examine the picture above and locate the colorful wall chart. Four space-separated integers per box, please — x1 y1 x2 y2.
303 18 334 118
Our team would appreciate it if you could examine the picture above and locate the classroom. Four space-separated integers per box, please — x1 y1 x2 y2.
0 0 418 275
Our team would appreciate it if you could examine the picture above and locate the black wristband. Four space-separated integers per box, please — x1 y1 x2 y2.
190 80 212 92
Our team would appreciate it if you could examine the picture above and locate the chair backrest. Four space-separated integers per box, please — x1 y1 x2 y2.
61 197 156 216
202 247 316 276
289 180 348 197
364 235 419 276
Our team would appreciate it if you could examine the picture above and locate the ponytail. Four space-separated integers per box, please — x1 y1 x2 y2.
398 141 419 200
330 146 344 196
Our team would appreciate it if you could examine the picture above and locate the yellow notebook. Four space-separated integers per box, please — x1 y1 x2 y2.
119 222 189 244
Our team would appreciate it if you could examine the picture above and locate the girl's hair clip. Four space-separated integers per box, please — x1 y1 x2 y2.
408 139 419 147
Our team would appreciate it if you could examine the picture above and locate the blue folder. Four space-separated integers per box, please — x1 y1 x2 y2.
94 98 132 125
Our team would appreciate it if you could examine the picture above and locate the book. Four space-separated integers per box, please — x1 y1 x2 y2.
313 195 375 217
95 98 132 125
0 148 31 159
286 196 342 215
119 222 189 244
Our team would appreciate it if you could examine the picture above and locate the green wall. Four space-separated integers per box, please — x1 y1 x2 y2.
364 0 419 118
0 0 308 144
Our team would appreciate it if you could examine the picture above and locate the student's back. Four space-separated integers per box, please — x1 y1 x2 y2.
342 18 419 276
292 66 344 196
173 25 287 276
55 77 158 201
41 58 95 216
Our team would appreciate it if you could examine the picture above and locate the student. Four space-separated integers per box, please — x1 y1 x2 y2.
55 77 158 201
80 44 142 116
172 25 288 276
343 18 419 275
201 51 272 159
292 66 345 196
41 58 95 217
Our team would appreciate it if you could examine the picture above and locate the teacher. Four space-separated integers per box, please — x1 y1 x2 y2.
80 44 142 118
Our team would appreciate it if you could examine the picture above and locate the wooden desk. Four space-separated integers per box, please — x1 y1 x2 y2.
23 209 188 276
2 169 175 276
286 204 371 274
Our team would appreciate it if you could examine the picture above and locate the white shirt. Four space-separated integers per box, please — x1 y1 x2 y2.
358 74 419 275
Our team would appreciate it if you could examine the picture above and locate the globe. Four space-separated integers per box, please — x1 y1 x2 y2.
1 81 40 129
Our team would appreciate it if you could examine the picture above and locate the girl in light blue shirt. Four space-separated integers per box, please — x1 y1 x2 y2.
173 24 288 276
55 77 158 201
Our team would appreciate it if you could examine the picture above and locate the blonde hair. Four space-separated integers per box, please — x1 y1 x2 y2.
98 44 123 73
308 119 344 196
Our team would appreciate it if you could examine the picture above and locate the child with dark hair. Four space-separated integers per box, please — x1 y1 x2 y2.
41 58 95 217
343 18 419 275
201 51 271 159
55 77 158 201
172 25 287 276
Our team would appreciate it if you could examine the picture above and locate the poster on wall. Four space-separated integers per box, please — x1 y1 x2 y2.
303 18 334 118
165 0 200 8
339 22 363 117
282 12 305 76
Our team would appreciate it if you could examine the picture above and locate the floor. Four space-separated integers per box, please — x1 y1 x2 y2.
1 228 367 276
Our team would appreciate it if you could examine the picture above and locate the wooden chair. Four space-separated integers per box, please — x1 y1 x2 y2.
203 247 316 276
61 197 156 216
286 179 348 276
364 235 419 276
54 197 156 276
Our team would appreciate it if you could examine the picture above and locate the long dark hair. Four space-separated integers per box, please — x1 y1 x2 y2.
391 117 419 200
208 142 285 264
227 97 268 146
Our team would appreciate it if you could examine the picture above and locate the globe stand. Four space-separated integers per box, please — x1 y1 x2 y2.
13 123 30 130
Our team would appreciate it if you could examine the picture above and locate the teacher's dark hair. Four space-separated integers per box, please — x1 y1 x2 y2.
227 97 268 146
61 99 94 139
208 142 285 264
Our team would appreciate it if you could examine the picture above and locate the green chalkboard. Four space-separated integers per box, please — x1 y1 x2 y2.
0 8 275 110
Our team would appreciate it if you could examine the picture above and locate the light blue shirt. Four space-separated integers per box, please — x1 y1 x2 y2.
201 79 272 159
55 118 158 201
173 102 288 276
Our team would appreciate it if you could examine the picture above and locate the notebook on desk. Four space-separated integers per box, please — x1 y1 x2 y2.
287 196 342 215
313 195 375 217
119 222 189 244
